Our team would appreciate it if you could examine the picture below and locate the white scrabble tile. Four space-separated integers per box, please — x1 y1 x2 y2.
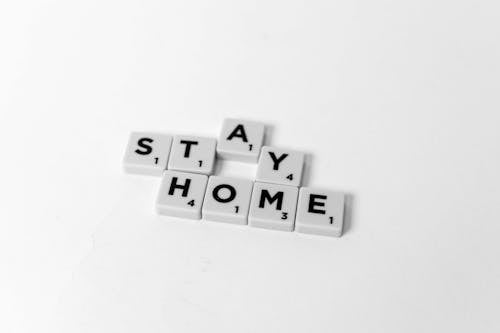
295 187 345 237
248 182 298 232
123 132 173 176
217 118 265 163
202 176 254 225
156 170 208 220
255 147 305 187
167 135 217 175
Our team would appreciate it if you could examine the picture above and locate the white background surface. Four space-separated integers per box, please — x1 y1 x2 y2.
1 1 500 332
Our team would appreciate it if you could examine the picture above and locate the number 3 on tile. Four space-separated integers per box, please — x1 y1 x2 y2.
281 212 288 220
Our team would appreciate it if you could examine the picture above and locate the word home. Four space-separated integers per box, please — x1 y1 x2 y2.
123 118 345 237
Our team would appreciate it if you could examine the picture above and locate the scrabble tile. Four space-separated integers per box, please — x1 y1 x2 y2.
167 135 217 175
217 119 265 163
255 147 305 187
123 132 172 176
295 187 345 237
202 176 254 225
248 182 299 232
156 170 208 220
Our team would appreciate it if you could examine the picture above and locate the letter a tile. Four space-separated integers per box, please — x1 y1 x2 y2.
217 118 265 163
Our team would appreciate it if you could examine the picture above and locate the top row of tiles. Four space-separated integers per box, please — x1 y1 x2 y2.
123 119 305 187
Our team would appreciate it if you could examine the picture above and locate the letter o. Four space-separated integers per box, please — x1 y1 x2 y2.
212 184 236 203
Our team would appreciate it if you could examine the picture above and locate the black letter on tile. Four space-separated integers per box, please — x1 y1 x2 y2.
168 177 191 197
135 138 153 155
227 124 248 142
269 152 288 170
212 184 236 203
308 194 327 214
259 190 283 210
180 140 198 158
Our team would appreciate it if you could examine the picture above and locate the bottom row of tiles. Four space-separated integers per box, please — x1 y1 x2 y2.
156 170 345 237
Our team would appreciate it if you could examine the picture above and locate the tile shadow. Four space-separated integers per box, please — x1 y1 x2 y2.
342 193 355 235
